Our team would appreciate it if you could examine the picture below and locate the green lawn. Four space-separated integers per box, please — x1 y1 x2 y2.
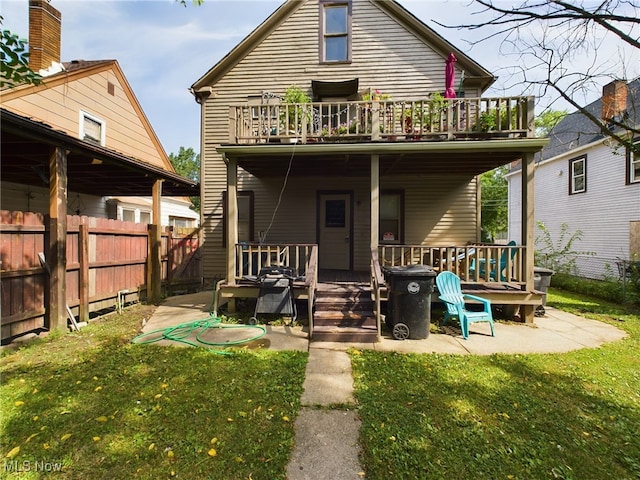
2 289 638 479
351 289 640 479
0 305 307 479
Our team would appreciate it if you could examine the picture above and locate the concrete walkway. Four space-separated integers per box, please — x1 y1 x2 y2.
141 291 627 479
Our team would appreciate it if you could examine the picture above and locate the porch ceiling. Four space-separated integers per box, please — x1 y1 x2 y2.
218 139 548 178
1 108 200 197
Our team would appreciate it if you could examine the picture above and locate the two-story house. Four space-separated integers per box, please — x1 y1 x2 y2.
508 78 640 280
190 0 548 340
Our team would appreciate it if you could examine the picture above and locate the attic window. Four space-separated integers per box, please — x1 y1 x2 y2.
320 1 351 63
79 110 106 146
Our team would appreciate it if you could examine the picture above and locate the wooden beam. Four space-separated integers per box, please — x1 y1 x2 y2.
227 157 238 285
370 154 380 251
147 179 163 304
521 151 536 323
226 156 238 312
78 223 90 323
47 146 67 333
371 154 380 339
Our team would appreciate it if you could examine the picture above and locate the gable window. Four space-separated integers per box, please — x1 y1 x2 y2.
320 1 351 63
569 156 586 194
629 140 640 184
379 191 404 244
79 110 106 146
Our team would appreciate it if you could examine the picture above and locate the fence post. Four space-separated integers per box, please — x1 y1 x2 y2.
48 147 67 333
167 226 174 296
78 223 90 323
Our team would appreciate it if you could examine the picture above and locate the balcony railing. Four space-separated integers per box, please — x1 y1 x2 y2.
230 96 535 144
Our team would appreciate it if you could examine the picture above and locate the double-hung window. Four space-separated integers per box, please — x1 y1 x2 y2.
569 156 586 194
629 140 640 184
379 191 403 243
320 1 351 63
222 191 254 246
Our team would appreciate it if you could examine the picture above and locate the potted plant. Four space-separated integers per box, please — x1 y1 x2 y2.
280 85 311 141
474 110 498 133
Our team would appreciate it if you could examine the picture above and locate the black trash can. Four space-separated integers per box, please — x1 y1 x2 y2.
534 267 554 304
383 265 436 340
534 266 554 316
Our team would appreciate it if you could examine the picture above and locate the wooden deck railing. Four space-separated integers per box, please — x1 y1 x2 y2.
230 96 535 144
377 244 526 286
234 243 316 279
370 248 385 340
232 243 317 332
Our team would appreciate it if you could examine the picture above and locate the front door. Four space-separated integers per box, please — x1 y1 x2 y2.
318 192 352 270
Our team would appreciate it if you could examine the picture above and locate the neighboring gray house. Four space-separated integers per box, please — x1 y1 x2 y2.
508 78 640 279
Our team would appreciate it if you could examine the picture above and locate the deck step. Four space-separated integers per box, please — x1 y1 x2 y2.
311 326 379 343
312 284 378 342
314 296 373 311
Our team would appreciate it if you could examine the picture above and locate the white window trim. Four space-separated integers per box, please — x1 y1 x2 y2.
570 156 586 194
79 110 106 146
631 141 640 184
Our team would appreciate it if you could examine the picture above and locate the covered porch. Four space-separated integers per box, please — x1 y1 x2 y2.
218 96 548 341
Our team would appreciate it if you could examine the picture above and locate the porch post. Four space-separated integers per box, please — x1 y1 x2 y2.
371 154 381 340
48 146 68 333
521 152 535 323
147 179 163 304
370 154 379 252
227 156 238 287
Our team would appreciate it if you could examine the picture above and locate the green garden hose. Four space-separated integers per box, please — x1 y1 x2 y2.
132 316 267 355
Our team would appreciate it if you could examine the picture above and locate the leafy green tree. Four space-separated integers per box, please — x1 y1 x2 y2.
169 147 200 212
535 109 568 137
1 16 42 88
480 165 508 242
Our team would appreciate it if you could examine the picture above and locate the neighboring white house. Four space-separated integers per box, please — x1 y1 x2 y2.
508 78 640 279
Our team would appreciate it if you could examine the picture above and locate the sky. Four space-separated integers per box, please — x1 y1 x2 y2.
1 0 638 157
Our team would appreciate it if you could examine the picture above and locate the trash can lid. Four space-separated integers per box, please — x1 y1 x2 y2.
382 265 436 276
534 266 555 275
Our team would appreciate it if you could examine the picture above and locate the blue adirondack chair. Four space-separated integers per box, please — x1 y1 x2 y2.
435 271 495 339
469 240 517 281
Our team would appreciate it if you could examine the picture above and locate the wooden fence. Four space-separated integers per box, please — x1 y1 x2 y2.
0 210 201 341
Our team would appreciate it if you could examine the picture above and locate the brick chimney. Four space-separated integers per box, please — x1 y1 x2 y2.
601 80 628 121
28 0 61 72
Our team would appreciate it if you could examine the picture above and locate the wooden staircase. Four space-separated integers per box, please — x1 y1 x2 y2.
312 282 379 342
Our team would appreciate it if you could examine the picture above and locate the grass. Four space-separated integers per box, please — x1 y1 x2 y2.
351 288 640 479
2 288 639 479
0 304 307 479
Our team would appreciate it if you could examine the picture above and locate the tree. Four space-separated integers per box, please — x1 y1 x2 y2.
437 0 640 153
169 147 200 212
480 165 508 242
0 16 42 88
535 109 568 137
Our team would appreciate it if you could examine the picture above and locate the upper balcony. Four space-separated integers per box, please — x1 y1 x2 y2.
229 96 535 145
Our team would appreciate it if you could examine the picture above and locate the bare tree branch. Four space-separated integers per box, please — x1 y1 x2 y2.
435 0 639 154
